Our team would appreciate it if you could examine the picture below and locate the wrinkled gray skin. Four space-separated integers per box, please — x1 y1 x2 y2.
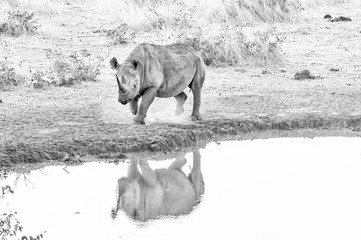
110 43 206 125
111 149 204 222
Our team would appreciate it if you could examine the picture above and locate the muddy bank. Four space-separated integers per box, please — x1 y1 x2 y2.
1 113 361 168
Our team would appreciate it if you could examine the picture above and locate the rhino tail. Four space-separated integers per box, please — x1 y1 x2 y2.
189 56 205 89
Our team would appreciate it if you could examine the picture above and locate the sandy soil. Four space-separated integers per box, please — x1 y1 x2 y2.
1 2 361 167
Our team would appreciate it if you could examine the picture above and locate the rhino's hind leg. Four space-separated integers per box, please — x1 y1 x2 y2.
190 87 202 121
174 91 187 116
189 58 205 121
188 149 204 199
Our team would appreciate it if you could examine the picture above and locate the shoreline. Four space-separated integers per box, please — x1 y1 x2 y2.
1 113 361 169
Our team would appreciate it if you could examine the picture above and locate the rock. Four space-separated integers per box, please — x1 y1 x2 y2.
0 99 2 103
294 69 312 80
331 16 352 22
204 59 212 66
324 14 332 19
330 68 339 72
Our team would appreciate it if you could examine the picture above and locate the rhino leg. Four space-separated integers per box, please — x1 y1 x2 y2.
129 99 138 115
174 91 187 116
188 149 205 199
137 159 157 186
190 87 202 121
189 60 205 121
169 157 187 170
112 177 129 219
128 159 141 179
133 87 157 125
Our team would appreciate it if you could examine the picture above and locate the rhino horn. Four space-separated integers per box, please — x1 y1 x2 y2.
116 75 128 94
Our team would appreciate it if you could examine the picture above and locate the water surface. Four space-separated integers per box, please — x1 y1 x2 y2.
1 137 361 240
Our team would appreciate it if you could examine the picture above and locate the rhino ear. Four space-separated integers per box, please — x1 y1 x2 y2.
110 57 119 70
131 59 139 70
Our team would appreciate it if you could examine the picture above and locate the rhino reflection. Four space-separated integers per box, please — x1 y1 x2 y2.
112 149 204 221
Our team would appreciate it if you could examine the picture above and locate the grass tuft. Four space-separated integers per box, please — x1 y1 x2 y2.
0 62 26 91
0 10 39 36
94 23 136 45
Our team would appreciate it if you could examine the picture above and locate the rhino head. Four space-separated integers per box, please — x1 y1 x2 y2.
110 57 141 105
112 175 163 221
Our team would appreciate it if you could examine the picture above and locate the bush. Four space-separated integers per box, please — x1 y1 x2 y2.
45 49 104 87
0 11 39 36
94 23 136 45
0 63 26 91
30 70 54 89
178 24 284 66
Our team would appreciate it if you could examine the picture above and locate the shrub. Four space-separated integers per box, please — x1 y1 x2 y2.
30 70 54 89
178 24 284 66
45 49 104 87
0 11 39 36
0 63 26 91
0 211 23 240
94 23 136 45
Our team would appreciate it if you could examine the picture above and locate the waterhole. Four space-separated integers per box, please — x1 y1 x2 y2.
1 137 361 240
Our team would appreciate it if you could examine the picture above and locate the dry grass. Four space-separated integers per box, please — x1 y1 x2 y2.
95 0 299 66
97 0 301 30
0 0 66 15
300 0 361 8
298 0 361 18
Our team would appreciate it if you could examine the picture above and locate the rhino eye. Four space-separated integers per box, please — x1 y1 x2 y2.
133 84 136 89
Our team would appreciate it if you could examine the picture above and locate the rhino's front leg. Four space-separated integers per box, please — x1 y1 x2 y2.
133 87 157 125
129 99 138 115
137 159 157 186
128 159 141 179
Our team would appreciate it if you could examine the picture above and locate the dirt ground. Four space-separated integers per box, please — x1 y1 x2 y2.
1 2 361 168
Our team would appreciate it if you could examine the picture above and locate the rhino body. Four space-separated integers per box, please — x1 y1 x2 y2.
110 43 206 124
112 150 204 221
